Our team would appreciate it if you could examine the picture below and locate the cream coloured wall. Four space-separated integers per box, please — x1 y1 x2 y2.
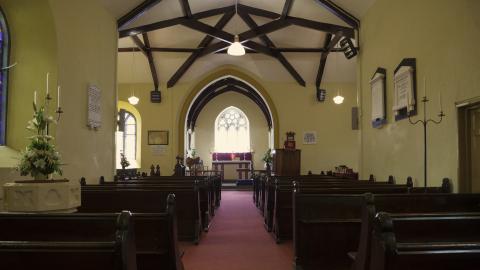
194 91 269 170
0 0 118 190
358 0 480 189
49 0 118 183
118 66 360 175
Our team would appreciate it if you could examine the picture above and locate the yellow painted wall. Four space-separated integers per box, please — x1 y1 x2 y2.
0 0 57 156
194 91 269 170
0 0 118 189
358 0 480 189
49 0 118 183
118 66 360 175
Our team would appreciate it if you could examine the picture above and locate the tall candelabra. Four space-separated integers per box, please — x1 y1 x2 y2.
408 95 445 189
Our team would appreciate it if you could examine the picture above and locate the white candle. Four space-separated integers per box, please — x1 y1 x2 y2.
57 86 61 108
34 91 37 106
423 76 426 97
46 72 49 95
439 92 443 111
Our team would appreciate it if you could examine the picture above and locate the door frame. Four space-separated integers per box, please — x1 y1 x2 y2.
457 98 480 193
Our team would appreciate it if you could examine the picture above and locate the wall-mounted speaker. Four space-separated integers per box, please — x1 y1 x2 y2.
316 88 326 102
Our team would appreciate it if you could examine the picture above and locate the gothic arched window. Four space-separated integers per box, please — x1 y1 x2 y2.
214 106 250 152
116 110 137 168
0 8 10 145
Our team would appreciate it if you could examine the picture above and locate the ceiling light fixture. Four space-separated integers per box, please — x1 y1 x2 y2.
128 48 140 105
227 0 245 56
332 44 344 105
228 35 245 56
333 93 344 104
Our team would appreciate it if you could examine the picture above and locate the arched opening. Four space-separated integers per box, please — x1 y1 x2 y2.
116 101 142 169
180 71 278 177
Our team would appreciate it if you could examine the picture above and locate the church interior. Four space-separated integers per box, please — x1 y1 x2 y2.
0 0 479 269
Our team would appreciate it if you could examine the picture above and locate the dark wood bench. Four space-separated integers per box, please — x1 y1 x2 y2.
97 177 214 232
352 192 480 270
80 186 202 244
0 211 136 270
370 212 480 270
271 180 405 242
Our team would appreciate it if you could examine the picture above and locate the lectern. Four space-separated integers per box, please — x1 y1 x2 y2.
272 149 301 176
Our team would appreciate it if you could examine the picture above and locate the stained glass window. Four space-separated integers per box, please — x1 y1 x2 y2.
214 106 250 152
0 9 10 145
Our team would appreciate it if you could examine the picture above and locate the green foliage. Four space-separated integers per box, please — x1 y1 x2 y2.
17 102 62 179
262 149 272 164
120 153 130 169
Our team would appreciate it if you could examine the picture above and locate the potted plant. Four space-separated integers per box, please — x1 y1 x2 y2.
262 149 273 174
17 101 62 180
120 153 130 170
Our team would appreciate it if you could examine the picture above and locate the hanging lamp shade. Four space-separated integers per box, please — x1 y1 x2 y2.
128 95 139 105
333 94 344 105
227 35 245 56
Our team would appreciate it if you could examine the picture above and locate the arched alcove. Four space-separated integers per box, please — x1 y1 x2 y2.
178 67 279 158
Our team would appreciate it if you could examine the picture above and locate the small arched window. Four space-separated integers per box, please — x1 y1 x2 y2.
0 8 10 145
214 106 250 152
116 110 137 168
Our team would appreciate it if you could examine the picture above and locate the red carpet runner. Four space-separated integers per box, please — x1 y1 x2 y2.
181 191 293 270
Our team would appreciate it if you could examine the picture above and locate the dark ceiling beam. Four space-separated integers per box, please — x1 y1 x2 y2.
118 46 352 53
117 0 164 29
180 20 277 57
131 34 159 90
285 17 354 38
315 33 343 89
237 4 280 19
313 0 360 29
179 0 192 17
142 33 160 90
119 5 234 38
281 0 294 18
167 10 235 88
238 19 292 41
315 33 332 90
239 10 306 87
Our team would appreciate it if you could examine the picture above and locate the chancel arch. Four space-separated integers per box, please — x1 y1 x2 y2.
178 67 279 159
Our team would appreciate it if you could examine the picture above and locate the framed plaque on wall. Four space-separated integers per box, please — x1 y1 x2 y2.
370 67 387 128
393 58 417 121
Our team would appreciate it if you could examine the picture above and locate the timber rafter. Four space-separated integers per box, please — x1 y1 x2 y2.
117 0 360 88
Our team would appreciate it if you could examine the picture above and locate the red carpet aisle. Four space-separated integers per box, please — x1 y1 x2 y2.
181 191 293 270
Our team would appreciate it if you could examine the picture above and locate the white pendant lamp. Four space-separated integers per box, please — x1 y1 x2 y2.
333 94 344 104
227 35 245 56
128 95 139 105
332 46 344 105
227 0 245 56
128 48 140 105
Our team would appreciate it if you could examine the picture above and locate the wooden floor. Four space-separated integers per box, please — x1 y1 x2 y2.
181 191 293 270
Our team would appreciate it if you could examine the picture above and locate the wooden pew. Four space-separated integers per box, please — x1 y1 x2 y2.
80 186 202 244
291 185 415 270
352 192 480 270
370 212 480 270
268 177 400 238
98 177 214 232
0 211 137 270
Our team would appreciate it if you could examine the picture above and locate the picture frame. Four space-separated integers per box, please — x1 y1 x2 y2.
303 131 317 145
148 130 169 145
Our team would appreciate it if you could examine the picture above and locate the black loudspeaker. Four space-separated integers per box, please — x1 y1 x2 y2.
340 38 358 59
316 88 326 102
150 90 161 103
352 106 359 130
